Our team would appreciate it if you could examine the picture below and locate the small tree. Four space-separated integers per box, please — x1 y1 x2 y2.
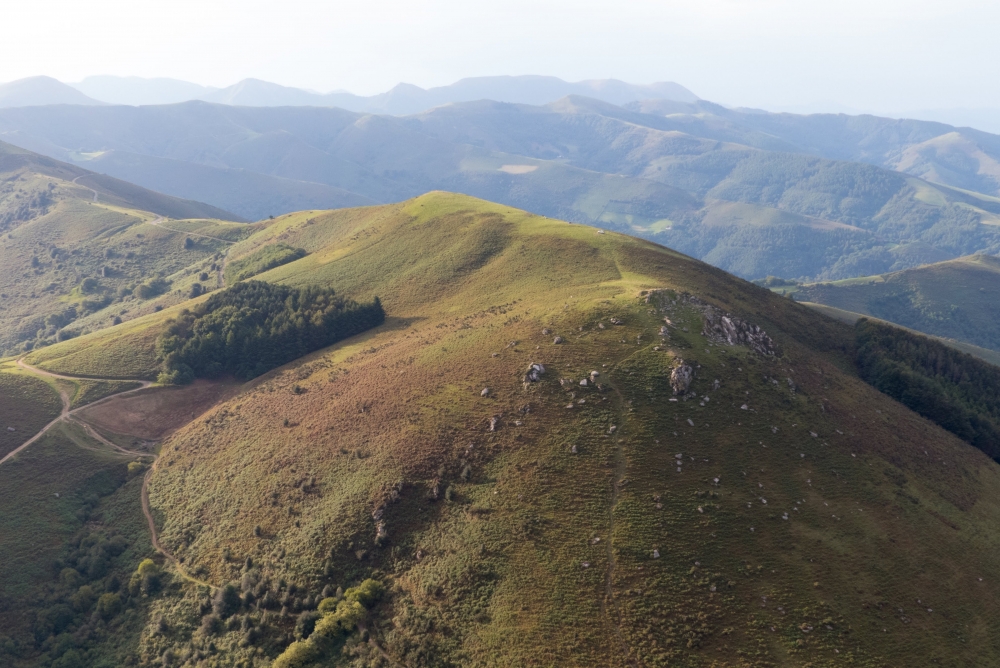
213 583 242 618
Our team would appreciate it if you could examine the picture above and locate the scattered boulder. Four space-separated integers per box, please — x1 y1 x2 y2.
542 328 552 335
652 549 660 559
579 378 588 387
488 417 499 432
523 363 546 383
670 362 693 395
481 388 491 397
610 317 623 325
553 336 564 345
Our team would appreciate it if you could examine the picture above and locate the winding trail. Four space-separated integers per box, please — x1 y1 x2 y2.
2 359 214 590
71 175 99 203
146 217 235 289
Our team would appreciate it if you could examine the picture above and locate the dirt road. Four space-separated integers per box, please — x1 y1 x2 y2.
2 360 214 590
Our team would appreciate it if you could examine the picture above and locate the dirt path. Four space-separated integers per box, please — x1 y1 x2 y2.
71 175 99 203
3 359 214 590
603 374 637 667
146 216 235 289
148 217 235 244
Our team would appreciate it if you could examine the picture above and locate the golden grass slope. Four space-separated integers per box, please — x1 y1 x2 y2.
31 192 985 666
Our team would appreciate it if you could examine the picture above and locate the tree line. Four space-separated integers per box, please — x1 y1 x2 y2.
855 318 1000 460
156 281 384 384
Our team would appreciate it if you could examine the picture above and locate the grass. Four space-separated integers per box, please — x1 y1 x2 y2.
0 363 62 458
0 148 249 357
224 242 307 283
9 192 1000 666
69 379 143 409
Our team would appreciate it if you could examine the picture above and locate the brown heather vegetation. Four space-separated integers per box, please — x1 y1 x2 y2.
5 193 1000 666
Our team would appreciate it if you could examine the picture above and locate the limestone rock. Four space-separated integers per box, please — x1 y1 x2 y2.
670 362 693 395
702 306 776 356
523 363 546 383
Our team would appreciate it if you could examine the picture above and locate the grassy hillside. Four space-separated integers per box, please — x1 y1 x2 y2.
792 254 1000 352
0 141 254 356
9 193 1000 666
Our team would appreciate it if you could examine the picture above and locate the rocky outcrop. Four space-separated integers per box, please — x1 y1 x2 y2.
702 305 776 356
670 363 693 395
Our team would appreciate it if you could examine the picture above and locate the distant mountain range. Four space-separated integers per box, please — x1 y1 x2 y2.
0 76 104 108
0 74 698 113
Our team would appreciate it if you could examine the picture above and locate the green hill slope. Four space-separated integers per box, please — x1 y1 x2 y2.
0 141 252 356
5 193 1000 666
792 254 1000 353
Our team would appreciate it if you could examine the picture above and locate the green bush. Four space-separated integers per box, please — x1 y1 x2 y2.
272 579 383 667
96 592 121 619
134 277 170 300
129 558 161 596
213 583 242 618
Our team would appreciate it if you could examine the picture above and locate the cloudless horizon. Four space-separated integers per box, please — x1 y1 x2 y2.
2 0 998 116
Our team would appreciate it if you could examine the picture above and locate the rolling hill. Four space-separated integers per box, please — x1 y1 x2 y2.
3 193 1000 666
0 140 247 356
2 99 999 280
788 254 1000 353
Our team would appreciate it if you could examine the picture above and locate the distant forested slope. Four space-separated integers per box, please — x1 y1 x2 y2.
855 318 1000 460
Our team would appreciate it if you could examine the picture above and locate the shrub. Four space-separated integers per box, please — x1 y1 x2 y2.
80 277 99 293
295 610 321 640
213 583 242 618
129 559 161 596
199 613 222 636
134 277 170 300
96 592 121 619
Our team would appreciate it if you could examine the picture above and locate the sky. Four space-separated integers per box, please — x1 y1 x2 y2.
2 0 997 113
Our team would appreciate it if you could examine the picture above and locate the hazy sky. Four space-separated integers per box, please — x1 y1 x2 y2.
2 0 996 112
